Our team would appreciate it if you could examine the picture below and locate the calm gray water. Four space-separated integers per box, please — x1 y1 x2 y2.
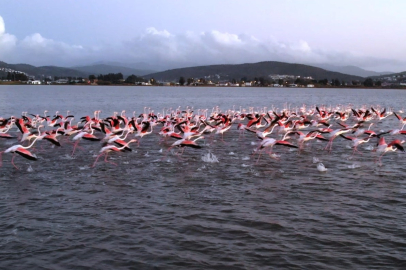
1 85 406 269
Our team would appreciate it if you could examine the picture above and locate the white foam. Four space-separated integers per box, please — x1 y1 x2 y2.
241 156 250 161
317 163 328 172
61 154 75 160
26 165 34 172
364 145 374 151
348 163 361 169
228 152 235 155
270 153 280 159
201 152 219 163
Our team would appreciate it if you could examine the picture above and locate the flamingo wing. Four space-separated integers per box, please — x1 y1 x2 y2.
16 148 37 161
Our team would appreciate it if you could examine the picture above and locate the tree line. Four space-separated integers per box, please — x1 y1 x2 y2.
177 76 383 87
0 71 385 87
88 73 148 85
1 72 28 81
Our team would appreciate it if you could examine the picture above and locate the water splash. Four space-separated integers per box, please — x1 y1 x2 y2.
270 153 281 159
348 163 361 169
241 156 250 161
228 152 235 155
313 157 320 163
197 165 206 171
364 145 374 151
201 152 219 163
61 154 76 160
317 163 328 172
26 165 34 172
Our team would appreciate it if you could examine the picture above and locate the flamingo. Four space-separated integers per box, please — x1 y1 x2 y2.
0 136 40 170
289 130 328 151
15 118 33 143
92 139 138 167
393 112 406 127
340 135 371 155
321 128 350 152
163 136 204 159
71 123 100 156
375 137 405 165
254 136 298 162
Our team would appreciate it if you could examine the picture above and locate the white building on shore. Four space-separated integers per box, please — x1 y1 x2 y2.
27 80 41 85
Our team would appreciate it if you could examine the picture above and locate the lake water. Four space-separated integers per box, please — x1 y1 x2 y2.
0 85 406 269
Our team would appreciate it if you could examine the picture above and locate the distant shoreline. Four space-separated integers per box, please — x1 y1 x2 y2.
0 81 405 90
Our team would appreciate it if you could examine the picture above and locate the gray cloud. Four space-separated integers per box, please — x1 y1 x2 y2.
1 15 405 72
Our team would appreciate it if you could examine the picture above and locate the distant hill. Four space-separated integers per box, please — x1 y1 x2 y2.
311 64 393 78
370 71 406 79
0 61 87 78
72 64 156 77
144 61 364 82
90 61 196 72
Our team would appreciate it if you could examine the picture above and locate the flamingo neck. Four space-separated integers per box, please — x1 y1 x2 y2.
22 136 39 149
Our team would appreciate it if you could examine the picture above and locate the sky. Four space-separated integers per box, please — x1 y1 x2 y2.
1 0 406 72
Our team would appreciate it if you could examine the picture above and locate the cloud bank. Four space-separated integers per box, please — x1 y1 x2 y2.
0 16 405 72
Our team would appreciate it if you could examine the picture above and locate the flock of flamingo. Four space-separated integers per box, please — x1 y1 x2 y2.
0 105 405 170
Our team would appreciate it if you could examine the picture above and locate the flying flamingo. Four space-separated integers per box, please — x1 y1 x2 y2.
71 123 101 156
393 112 406 127
375 137 405 165
340 135 371 156
0 136 40 170
320 128 350 152
91 139 138 167
253 136 298 162
163 136 204 160
289 130 328 152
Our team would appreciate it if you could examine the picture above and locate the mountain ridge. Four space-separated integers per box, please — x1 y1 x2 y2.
72 64 156 77
1 60 403 82
310 63 393 77
144 61 365 82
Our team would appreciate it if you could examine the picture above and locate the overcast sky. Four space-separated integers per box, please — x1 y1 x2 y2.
1 0 406 72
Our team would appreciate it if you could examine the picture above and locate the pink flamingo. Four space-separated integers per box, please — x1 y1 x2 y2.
375 137 404 165
92 139 138 167
0 136 40 170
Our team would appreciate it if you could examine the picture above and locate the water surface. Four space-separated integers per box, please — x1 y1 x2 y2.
0 85 405 269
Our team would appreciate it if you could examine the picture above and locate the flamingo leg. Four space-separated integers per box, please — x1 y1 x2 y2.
221 133 228 144
71 140 80 156
176 148 186 160
11 154 19 170
256 149 262 163
92 152 105 167
104 152 117 166
161 146 174 160
352 147 362 156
